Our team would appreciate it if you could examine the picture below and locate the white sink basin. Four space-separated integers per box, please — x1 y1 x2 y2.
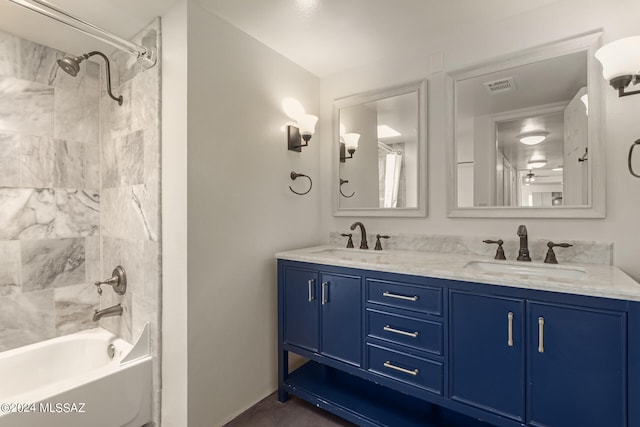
310 248 383 260
464 261 588 280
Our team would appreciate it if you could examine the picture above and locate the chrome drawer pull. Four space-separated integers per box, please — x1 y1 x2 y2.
307 279 315 302
382 291 419 302
383 361 419 376
322 282 328 305
384 325 419 338
508 312 514 347
538 317 545 353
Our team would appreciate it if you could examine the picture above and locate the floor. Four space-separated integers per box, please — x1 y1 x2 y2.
224 392 355 427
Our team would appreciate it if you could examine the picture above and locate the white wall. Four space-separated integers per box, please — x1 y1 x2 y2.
184 1 322 426
161 2 188 426
320 0 640 281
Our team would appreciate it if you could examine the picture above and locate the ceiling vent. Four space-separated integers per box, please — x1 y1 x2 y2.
484 77 516 94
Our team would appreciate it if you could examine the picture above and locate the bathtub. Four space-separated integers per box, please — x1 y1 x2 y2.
0 325 152 427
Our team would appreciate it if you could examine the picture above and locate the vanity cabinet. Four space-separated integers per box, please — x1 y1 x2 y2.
450 292 525 422
278 259 637 427
526 302 626 427
281 264 362 366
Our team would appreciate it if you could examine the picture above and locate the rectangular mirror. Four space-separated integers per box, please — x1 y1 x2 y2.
333 80 427 217
446 33 605 218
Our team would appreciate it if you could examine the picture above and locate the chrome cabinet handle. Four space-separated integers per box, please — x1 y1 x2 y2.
383 361 419 376
322 282 328 305
383 325 419 338
382 291 418 302
538 317 545 353
307 279 315 302
508 312 514 347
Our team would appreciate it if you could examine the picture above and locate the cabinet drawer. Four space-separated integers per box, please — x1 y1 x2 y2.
367 344 443 395
367 279 442 315
367 309 443 355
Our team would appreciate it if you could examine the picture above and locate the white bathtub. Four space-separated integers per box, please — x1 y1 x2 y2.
0 325 152 427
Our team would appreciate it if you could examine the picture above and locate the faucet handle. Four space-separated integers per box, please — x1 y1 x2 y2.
544 242 573 264
94 266 127 295
483 239 506 260
341 233 354 248
374 234 390 251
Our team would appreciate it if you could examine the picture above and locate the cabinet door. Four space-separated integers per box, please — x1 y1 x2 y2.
282 266 319 352
527 302 626 427
450 291 525 422
320 273 362 366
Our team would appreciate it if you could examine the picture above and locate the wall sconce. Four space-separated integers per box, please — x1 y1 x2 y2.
287 114 318 152
595 36 640 97
339 133 360 162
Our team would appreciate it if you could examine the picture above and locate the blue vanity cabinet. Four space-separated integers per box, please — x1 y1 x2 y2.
281 265 320 352
320 272 362 366
280 262 362 366
449 291 526 422
526 302 626 427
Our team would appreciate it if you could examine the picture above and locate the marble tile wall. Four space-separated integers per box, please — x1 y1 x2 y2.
329 231 613 265
98 19 162 426
0 29 101 352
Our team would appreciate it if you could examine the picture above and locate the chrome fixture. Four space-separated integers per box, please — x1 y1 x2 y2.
544 242 573 264
289 171 312 195
94 266 127 295
516 225 531 261
341 233 354 248
8 0 156 69
374 234 390 250
339 133 360 162
483 239 506 260
107 344 116 359
350 222 368 249
58 51 123 105
287 115 318 152
93 303 123 321
595 36 640 97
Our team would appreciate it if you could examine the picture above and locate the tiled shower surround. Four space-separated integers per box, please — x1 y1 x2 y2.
0 19 161 424
0 30 101 350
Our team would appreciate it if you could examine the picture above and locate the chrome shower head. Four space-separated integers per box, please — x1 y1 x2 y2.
56 51 123 106
57 56 83 77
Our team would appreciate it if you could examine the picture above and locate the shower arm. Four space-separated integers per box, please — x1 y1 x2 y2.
8 0 156 68
85 51 123 106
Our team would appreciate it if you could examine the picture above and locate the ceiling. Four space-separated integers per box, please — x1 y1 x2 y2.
0 0 562 77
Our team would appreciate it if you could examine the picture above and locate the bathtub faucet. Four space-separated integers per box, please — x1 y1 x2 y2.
93 303 123 321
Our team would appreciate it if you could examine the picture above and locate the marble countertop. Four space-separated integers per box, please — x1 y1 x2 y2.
276 245 640 302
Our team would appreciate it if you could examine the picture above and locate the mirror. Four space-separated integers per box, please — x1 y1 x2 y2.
447 33 605 218
333 80 427 217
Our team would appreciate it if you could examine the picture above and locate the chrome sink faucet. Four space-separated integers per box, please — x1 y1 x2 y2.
517 225 531 261
350 222 368 249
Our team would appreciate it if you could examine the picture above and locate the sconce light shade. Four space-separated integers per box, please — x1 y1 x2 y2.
298 114 318 141
343 133 360 150
595 36 640 97
340 133 360 162
287 114 318 152
519 131 548 145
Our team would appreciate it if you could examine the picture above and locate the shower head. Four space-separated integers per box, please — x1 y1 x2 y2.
57 56 83 77
56 51 123 106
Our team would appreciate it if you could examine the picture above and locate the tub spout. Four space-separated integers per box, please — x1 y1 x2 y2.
93 303 123 321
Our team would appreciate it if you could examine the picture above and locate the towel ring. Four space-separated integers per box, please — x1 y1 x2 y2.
339 179 355 198
289 172 312 195
629 139 640 178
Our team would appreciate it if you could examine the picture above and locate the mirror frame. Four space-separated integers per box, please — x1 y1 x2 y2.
446 32 605 218
333 79 428 217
